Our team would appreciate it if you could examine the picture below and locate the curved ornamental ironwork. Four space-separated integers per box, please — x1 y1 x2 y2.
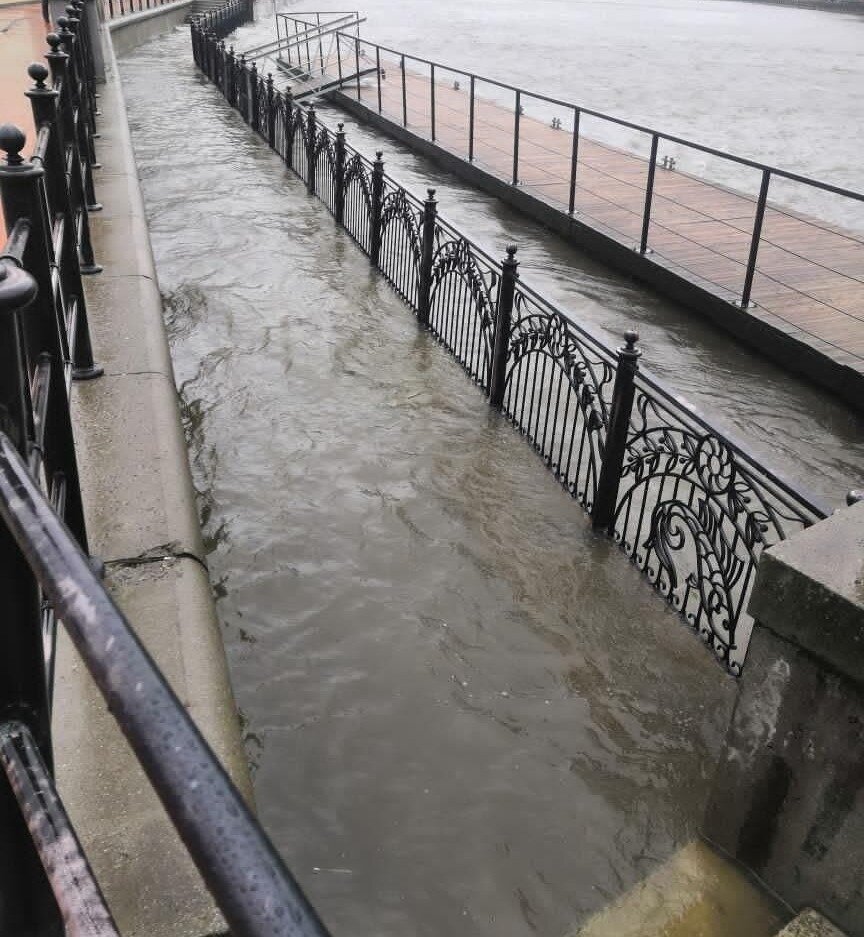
503 287 614 510
611 376 824 673
190 19 836 674
426 230 499 388
378 183 423 307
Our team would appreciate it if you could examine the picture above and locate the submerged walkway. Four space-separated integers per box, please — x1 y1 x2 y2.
121 25 736 937
323 47 864 405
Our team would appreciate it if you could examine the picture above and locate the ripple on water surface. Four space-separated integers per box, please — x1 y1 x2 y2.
116 23 831 937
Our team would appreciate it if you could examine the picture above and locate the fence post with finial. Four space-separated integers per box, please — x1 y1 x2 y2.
0 122 94 552
56 18 101 211
417 188 437 326
369 150 384 266
283 88 295 167
249 61 259 131
305 105 316 194
266 73 275 149
591 330 641 532
25 62 102 377
488 245 518 405
334 123 346 224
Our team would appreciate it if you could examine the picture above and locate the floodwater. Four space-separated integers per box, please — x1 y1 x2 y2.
118 2 862 935
224 0 864 507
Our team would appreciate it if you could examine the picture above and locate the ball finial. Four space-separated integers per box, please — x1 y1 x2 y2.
506 244 517 258
0 124 27 166
46 32 62 51
427 187 436 199
27 62 49 88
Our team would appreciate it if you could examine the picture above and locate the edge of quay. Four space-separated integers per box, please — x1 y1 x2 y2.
52 6 253 936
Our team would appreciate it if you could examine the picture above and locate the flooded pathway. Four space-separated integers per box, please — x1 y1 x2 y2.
121 26 737 937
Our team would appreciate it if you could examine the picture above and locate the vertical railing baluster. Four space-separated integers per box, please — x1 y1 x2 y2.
430 62 436 142
370 150 384 265
336 32 342 84
334 123 346 224
740 169 771 309
354 37 361 101
568 107 580 215
639 134 659 254
417 187 437 325
489 246 518 406
591 330 641 531
401 54 407 126
468 74 475 162
376 46 382 114
512 90 520 186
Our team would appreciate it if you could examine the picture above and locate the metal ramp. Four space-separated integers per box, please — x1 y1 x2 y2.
240 11 375 100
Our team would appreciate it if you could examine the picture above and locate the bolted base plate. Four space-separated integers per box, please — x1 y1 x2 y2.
72 364 104 381
733 299 758 309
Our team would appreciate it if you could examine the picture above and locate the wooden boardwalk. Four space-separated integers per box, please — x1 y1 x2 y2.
320 51 864 399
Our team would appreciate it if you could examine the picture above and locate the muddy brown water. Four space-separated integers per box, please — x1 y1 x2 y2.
119 4 862 933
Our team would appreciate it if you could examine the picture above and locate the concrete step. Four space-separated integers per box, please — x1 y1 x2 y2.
565 841 787 937
777 909 848 937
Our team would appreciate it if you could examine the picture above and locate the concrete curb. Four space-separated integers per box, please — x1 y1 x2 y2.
53 13 254 937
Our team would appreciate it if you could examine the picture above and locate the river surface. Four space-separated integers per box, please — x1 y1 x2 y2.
119 3 862 935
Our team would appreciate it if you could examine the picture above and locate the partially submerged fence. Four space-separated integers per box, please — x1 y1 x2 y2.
192 9 832 675
0 1 335 934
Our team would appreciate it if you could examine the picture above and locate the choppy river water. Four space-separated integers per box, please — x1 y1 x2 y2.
119 3 862 935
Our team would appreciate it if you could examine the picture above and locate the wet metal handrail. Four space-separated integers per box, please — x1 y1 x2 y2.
275 18 864 316
0 432 333 937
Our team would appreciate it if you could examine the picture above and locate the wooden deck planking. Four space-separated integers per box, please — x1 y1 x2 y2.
323 55 864 376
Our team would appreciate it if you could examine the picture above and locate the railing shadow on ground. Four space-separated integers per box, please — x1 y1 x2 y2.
0 0 337 933
193 2 834 676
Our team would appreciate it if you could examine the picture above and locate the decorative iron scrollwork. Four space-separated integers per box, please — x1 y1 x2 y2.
613 390 813 672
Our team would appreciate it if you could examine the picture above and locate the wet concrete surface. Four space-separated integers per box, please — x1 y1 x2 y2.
120 26 740 937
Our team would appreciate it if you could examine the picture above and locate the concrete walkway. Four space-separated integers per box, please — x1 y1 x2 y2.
1 4 253 934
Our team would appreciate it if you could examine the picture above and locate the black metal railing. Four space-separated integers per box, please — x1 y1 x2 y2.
100 0 186 22
192 18 834 675
0 1 337 934
277 17 864 347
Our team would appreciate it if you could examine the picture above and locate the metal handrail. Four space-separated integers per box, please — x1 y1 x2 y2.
0 432 333 937
324 28 864 201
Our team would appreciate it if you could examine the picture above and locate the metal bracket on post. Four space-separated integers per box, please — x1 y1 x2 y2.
369 150 384 266
417 187 437 326
591 330 641 532
488 245 518 407
334 123 346 224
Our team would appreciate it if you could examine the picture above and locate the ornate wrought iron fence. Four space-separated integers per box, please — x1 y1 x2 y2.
191 22 835 674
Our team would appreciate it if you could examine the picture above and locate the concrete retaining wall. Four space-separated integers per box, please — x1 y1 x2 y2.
53 8 252 936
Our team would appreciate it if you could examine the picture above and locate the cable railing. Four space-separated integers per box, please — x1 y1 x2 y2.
193 13 836 674
0 0 339 933
274 17 864 373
